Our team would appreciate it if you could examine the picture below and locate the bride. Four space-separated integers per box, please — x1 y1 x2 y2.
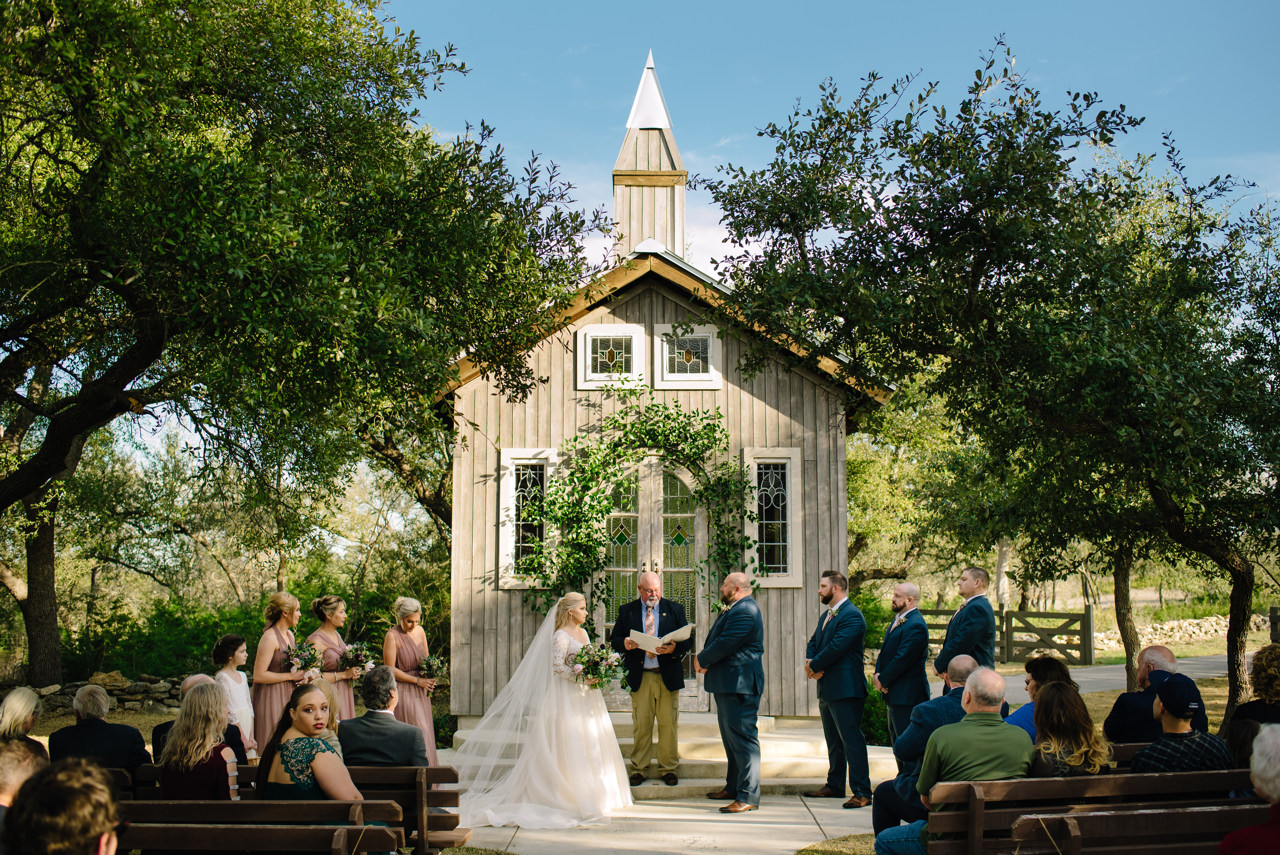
454 592 633 828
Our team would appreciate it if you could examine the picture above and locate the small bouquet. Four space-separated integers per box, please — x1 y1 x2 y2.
339 641 377 674
285 642 322 683
419 654 449 687
571 643 623 688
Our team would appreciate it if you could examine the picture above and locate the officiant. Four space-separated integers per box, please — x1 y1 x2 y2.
609 570 694 787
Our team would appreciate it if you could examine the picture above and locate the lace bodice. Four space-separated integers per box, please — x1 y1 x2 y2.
551 630 586 681
279 736 337 790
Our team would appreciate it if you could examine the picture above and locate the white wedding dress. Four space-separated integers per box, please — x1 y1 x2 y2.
455 614 632 828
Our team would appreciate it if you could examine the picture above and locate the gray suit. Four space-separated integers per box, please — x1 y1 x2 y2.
337 710 430 767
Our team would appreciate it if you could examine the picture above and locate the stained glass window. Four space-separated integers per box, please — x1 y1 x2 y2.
756 462 789 576
513 463 544 563
665 335 710 376
590 336 633 375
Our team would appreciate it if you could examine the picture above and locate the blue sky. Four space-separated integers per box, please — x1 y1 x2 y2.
391 0 1279 272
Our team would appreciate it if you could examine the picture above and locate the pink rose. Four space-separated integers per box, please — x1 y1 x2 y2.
573 664 584 674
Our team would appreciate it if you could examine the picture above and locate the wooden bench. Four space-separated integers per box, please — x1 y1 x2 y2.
237 764 472 855
1010 803 1273 854
118 823 402 854
1108 742 1148 768
924 768 1259 855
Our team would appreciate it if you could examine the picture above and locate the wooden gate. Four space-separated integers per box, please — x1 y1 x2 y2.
919 604 1095 665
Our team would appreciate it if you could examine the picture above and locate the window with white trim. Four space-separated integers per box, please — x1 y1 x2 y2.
742 448 803 588
498 448 558 589
654 324 723 390
576 324 646 390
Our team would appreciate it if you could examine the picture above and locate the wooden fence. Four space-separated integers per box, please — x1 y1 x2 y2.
919 604 1095 666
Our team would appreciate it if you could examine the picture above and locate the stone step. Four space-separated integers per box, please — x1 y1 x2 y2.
616 733 830 761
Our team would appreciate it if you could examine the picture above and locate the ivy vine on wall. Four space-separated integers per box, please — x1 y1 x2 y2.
518 385 757 616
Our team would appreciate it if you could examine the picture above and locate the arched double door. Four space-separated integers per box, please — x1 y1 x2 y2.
597 458 711 711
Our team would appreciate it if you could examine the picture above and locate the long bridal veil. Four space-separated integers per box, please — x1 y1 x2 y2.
453 608 631 828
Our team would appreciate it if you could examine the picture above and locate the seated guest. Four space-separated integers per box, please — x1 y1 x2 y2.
1131 672 1233 773
874 667 1034 855
1030 681 1110 776
1223 644 1280 765
1219 724 1280 854
48 685 151 775
1005 655 1074 741
1 757 121 855
153 674 249 765
0 737 50 854
338 665 431 766
0 686 49 760
1104 645 1208 742
255 683 362 800
872 654 977 834
158 682 239 800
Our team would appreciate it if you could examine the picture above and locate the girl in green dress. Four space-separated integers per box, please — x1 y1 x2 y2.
254 683 362 800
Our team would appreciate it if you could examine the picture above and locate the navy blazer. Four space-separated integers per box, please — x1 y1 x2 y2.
699 596 764 696
875 608 931 707
892 685 967 803
609 597 694 693
338 711 430 767
934 595 996 672
804 600 867 702
1102 672 1209 742
49 718 151 775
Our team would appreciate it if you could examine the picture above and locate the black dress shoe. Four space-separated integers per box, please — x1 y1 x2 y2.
803 786 845 798
662 772 678 786
629 772 645 786
706 788 733 800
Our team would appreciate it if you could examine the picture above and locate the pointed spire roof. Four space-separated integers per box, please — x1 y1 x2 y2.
625 51 672 129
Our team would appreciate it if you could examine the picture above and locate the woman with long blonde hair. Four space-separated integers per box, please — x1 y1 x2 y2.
159 682 239 799
454 591 631 828
250 591 307 751
0 686 47 760
1030 681 1111 776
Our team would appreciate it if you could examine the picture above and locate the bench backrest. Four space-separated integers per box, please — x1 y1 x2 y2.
120 799 403 825
118 823 403 854
1009 803 1273 855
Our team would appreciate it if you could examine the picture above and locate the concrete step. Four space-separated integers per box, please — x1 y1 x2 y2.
616 733 829 761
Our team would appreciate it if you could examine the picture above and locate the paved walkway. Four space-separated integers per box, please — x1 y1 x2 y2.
453 655 1235 854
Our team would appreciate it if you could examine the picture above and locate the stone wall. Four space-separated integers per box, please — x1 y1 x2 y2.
2 671 193 716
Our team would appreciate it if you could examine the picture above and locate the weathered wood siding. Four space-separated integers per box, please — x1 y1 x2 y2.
450 276 847 717
613 126 686 258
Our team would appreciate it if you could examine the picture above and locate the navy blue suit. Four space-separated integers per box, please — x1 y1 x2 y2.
699 596 764 806
1103 670 1209 742
934 595 996 674
874 608 931 745
49 718 151 775
805 599 871 798
871 685 967 833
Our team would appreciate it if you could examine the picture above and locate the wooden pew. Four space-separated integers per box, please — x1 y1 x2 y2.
118 823 402 854
924 768 1259 855
238 764 472 855
1009 803 1273 855
1108 742 1148 768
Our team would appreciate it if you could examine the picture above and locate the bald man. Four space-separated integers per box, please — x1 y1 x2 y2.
696 572 765 813
152 675 248 764
873 582 931 747
1103 645 1209 743
610 570 693 786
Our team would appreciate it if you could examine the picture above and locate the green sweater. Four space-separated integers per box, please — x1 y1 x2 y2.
917 711 1034 797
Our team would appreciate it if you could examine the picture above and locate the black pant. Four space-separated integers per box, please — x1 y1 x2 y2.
872 779 929 835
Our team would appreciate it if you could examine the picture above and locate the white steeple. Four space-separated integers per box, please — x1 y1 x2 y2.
613 52 687 260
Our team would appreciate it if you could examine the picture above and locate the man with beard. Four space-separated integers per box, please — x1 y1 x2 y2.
697 572 765 814
873 582 931 747
610 570 693 787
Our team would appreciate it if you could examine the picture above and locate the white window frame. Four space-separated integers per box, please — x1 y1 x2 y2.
653 324 723 390
576 324 646 390
742 447 803 588
498 448 559 590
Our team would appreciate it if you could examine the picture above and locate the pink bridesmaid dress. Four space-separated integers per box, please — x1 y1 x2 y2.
307 628 356 721
388 625 439 764
250 626 295 751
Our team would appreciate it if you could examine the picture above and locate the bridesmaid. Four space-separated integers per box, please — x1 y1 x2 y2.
251 591 306 751
383 596 439 764
306 595 358 721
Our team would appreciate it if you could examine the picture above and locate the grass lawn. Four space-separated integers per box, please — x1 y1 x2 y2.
797 834 877 855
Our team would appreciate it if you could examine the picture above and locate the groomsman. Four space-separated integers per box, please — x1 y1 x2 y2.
934 566 996 676
873 582 931 746
803 570 872 808
696 572 764 814
609 571 693 787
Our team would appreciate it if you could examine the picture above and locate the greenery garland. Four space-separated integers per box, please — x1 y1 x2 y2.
518 386 757 617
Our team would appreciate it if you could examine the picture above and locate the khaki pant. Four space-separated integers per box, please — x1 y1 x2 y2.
629 670 680 774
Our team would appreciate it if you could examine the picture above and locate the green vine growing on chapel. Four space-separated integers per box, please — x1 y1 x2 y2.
517 385 757 616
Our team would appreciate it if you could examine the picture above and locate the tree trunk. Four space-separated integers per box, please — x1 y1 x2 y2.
1111 542 1141 692
22 493 63 686
994 537 1012 612
1017 577 1030 611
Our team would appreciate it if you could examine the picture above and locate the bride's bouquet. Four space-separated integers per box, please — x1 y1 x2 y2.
285 642 322 683
571 643 623 688
338 641 377 675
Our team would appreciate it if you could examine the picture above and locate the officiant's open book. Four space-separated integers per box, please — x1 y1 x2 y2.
628 623 694 654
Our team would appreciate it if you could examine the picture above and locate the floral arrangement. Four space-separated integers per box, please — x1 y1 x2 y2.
419 654 449 685
339 641 377 674
285 642 322 682
571 643 623 688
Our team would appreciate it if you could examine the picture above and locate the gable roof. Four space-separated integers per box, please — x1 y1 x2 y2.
446 247 890 406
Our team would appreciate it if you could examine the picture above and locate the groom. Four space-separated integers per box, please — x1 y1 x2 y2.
609 570 693 786
696 571 764 814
